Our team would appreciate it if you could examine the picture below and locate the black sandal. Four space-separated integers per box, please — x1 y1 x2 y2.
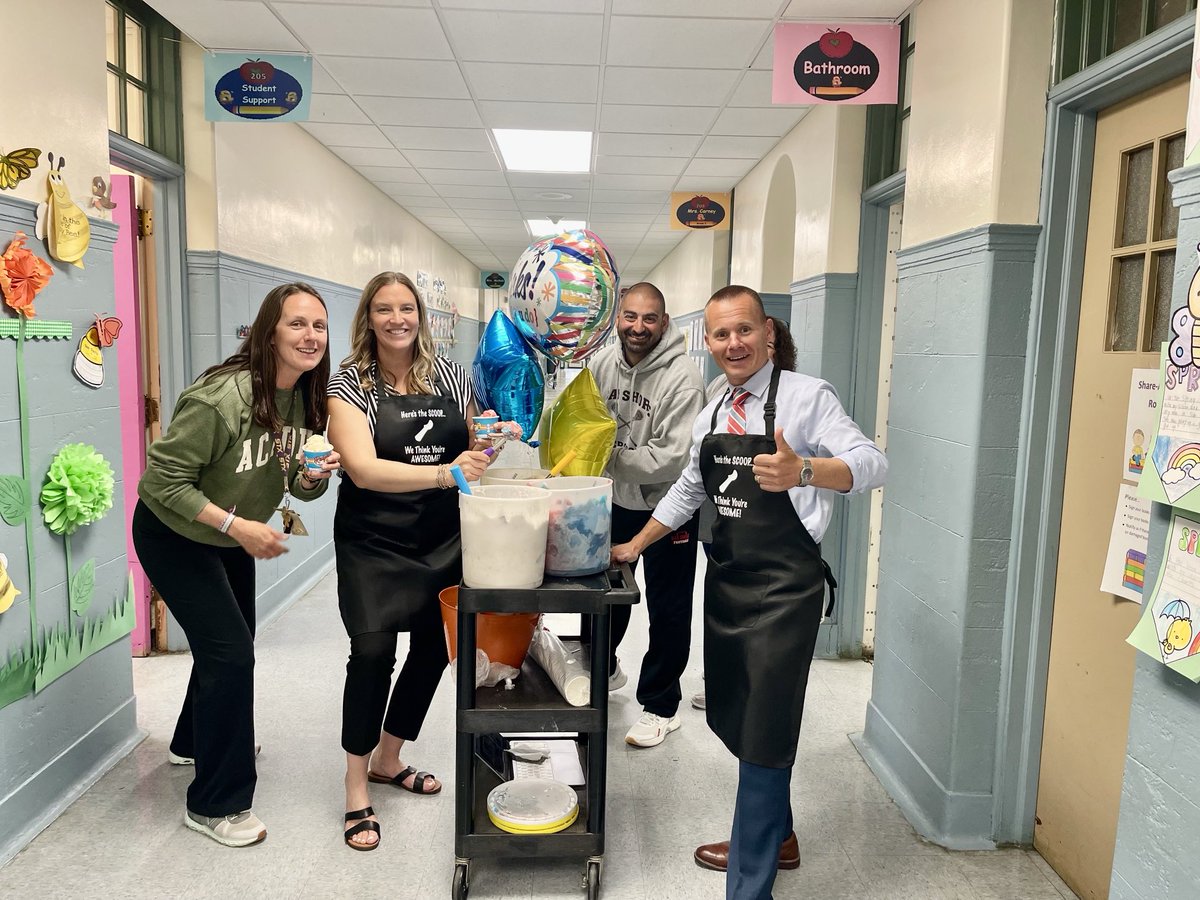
367 765 442 795
343 806 380 851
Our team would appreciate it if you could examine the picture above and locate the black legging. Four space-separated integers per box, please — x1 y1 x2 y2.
341 600 448 756
131 500 257 818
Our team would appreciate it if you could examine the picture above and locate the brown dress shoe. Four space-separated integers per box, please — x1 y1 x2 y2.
693 830 800 871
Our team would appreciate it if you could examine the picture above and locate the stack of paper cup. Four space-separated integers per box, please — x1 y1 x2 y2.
528 621 590 706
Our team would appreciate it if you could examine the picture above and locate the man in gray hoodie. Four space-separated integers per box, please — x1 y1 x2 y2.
591 281 706 747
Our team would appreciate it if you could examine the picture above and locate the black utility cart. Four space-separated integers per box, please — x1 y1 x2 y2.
452 563 639 900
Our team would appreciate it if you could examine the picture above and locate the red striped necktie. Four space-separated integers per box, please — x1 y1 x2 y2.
726 388 750 435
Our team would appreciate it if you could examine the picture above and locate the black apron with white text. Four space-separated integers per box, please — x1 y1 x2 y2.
702 365 836 768
334 375 468 636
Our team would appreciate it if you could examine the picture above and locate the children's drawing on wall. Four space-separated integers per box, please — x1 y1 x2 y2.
35 153 90 268
88 176 117 219
0 146 42 191
72 313 122 388
1128 510 1200 682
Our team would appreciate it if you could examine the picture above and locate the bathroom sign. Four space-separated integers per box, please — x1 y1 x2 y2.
204 53 312 123
772 23 900 105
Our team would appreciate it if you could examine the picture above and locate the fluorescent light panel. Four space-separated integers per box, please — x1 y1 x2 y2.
527 219 586 238
494 129 592 173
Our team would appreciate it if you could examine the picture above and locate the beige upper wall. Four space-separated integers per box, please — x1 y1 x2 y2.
903 0 1054 247
643 229 730 318
180 42 482 318
2 0 109 211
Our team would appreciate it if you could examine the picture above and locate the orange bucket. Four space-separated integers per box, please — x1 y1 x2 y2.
439 586 540 669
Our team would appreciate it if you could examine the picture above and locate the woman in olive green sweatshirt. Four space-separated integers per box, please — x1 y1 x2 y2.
134 282 340 848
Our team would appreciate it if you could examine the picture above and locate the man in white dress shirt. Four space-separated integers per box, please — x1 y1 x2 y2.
612 285 887 900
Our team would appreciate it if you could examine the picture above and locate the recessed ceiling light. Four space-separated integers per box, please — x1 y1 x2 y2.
494 129 592 173
527 218 586 238
536 191 574 200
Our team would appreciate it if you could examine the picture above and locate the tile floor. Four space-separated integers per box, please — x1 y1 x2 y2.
0 558 1080 899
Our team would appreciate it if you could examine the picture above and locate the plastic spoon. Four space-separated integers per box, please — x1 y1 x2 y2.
547 449 577 477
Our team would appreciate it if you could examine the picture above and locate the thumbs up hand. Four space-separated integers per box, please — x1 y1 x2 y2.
751 427 802 493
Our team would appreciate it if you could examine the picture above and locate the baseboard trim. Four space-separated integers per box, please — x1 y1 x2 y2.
256 543 335 633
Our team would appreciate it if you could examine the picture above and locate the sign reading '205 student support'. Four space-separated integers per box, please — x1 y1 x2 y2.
772 23 900 105
204 53 312 123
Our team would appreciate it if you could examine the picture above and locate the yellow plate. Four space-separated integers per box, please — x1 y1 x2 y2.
488 803 579 834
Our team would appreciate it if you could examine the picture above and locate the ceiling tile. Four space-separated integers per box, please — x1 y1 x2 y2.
358 97 482 127
443 0 603 10
393 198 450 210
272 4 452 57
783 0 911 15
354 165 416 180
611 0 782 14
606 17 768 68
580 212 655 223
414 216 469 229
597 133 702 158
506 174 593 190
434 184 514 199
452 198 521 210
464 63 599 104
148 1 303 51
380 126 492 152
371 170 430 185
709 106 808 137
750 41 773 70
334 146 410 167
596 156 687 176
478 100 595 131
311 63 340 93
301 123 391 148
319 57 469 98
441 10 603 65
381 183 440 198
727 70 775 107
423 169 511 187
684 158 756 178
593 174 678 191
590 201 665 215
600 105 716 134
588 224 649 237
308 93 370 124
602 67 740 107
675 176 740 192
697 135 779 158
405 149 499 170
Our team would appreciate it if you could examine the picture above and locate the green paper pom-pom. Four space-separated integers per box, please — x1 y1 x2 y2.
39 443 115 537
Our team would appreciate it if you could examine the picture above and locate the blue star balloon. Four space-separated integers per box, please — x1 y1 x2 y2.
473 310 545 438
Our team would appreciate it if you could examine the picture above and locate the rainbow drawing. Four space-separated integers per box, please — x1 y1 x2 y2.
1123 549 1146 592
1168 443 1200 473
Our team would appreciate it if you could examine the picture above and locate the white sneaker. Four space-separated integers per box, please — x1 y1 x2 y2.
690 690 706 711
170 744 261 766
185 809 267 847
608 660 628 691
625 711 681 748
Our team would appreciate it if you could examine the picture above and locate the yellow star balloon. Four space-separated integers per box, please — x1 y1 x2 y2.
539 368 616 477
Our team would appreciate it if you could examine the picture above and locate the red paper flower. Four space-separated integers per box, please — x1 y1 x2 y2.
0 231 52 318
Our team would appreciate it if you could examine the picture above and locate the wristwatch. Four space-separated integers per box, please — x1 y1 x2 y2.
798 457 814 487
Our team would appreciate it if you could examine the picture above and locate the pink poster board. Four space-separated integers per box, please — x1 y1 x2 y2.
772 22 901 105
111 175 151 656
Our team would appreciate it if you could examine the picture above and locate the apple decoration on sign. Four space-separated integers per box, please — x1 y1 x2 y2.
239 59 275 83
819 29 854 59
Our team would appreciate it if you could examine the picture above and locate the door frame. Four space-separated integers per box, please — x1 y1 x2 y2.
994 14 1193 846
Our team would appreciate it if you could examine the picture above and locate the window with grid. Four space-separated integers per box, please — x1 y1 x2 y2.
1105 130 1184 352
863 16 915 188
105 0 183 163
1056 0 1198 83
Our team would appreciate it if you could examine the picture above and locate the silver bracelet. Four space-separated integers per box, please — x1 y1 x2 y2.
218 510 237 534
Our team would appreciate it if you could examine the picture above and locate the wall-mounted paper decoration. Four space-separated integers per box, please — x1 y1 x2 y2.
1128 509 1200 682
0 147 42 191
0 553 20 614
0 319 71 340
0 476 31 526
0 231 52 318
34 154 90 268
72 314 122 388
236 324 251 339
34 574 136 692
88 176 117 218
40 444 115 618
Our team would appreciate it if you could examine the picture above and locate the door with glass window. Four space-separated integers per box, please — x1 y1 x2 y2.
1036 76 1187 900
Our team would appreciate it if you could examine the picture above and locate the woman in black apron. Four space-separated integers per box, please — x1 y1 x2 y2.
327 272 515 851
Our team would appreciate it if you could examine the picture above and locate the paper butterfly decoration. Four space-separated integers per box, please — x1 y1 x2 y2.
73 314 123 389
0 147 42 191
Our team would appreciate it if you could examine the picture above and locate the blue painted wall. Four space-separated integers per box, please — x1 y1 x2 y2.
857 224 1039 848
0 196 141 863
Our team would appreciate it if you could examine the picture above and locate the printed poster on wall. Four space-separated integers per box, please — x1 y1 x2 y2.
204 53 312 123
1123 368 1159 484
1100 483 1153 602
772 23 900 105
1127 509 1200 682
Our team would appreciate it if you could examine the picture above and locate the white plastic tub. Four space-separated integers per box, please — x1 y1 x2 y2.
459 485 552 589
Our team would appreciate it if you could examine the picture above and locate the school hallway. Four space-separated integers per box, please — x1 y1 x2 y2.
0 558 1077 900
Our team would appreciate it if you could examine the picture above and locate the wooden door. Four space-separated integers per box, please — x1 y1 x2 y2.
1035 77 1188 899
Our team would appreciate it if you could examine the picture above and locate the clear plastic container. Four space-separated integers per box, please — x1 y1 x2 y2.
459 485 552 589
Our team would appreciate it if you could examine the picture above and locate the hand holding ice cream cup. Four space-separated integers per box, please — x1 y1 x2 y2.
470 409 523 454
301 433 339 480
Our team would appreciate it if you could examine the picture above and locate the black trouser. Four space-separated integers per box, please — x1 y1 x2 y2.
341 600 448 756
132 500 257 818
608 504 699 718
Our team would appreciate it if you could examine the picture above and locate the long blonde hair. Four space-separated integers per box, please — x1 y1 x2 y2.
340 271 437 394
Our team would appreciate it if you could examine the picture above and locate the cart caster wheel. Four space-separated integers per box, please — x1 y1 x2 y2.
452 863 470 900
585 859 601 899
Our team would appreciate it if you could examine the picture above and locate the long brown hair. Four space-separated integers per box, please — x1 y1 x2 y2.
766 316 797 372
200 282 330 432
340 271 437 395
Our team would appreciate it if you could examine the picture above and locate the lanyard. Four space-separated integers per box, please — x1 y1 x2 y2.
271 389 299 509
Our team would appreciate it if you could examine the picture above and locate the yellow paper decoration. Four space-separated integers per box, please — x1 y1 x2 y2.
37 154 90 269
539 368 616 477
